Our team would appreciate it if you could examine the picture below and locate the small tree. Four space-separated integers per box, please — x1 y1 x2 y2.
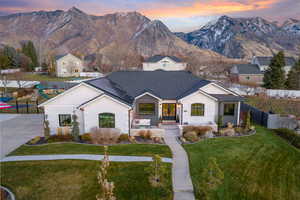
217 115 223 132
244 111 251 131
146 155 167 187
71 114 80 141
286 58 300 90
97 146 116 200
44 119 50 138
200 157 224 200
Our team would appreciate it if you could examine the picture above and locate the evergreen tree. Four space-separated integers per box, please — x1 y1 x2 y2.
21 41 38 70
263 51 286 89
0 51 10 69
71 114 80 141
286 59 300 90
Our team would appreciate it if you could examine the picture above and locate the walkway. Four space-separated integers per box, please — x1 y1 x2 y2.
163 125 195 200
0 154 173 163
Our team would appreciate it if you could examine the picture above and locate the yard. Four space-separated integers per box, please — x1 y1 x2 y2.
246 96 300 117
184 126 300 200
0 160 172 200
9 143 172 158
5 73 76 82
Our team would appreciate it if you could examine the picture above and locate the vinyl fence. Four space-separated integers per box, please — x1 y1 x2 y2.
266 89 300 98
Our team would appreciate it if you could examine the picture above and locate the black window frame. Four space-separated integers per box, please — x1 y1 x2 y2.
99 113 115 128
191 103 205 116
59 114 72 127
138 103 155 115
224 103 235 116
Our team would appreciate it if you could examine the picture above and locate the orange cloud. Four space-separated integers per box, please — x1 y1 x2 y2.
141 0 279 18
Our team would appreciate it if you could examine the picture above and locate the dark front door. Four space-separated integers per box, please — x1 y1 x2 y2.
162 103 176 121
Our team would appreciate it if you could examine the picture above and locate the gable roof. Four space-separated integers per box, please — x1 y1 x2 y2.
209 94 244 102
55 53 81 61
234 64 263 75
255 56 296 66
103 71 211 100
145 55 182 63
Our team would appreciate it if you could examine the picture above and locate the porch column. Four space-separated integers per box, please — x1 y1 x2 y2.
237 101 241 126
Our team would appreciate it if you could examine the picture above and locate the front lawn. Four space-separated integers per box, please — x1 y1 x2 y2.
0 160 172 200
9 143 172 158
184 126 300 200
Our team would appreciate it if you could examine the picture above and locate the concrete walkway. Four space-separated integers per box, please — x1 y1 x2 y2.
163 125 195 200
0 154 173 163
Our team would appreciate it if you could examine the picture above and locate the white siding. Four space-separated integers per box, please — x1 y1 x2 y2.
201 83 231 95
180 92 218 125
143 57 187 71
56 54 84 77
83 96 130 134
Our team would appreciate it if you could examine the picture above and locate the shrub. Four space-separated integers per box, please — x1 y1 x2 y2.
71 114 80 142
184 131 199 142
118 134 129 142
47 134 73 143
28 136 41 145
183 126 197 135
234 127 245 134
274 128 300 149
195 126 213 137
90 127 121 144
44 119 50 138
138 130 152 139
81 133 92 142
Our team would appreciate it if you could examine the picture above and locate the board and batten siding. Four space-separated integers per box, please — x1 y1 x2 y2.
180 92 218 125
143 57 187 71
82 96 130 134
43 84 101 134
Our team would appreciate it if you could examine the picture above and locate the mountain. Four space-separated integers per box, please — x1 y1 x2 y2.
175 16 300 59
0 7 224 71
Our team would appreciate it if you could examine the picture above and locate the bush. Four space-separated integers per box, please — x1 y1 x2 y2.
234 127 245 134
274 128 300 149
138 130 152 139
90 127 121 144
118 134 130 142
184 131 199 143
81 133 92 142
47 134 73 143
183 126 212 137
28 136 41 145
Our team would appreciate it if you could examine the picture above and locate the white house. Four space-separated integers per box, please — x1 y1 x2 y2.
56 53 84 77
143 55 187 71
251 56 296 74
39 70 243 135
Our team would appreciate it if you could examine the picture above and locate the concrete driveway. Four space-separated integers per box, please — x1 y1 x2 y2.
0 114 43 158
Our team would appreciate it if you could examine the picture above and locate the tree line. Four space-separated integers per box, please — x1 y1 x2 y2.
263 51 300 90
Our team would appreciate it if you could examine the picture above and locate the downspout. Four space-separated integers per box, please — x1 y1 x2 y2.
128 108 133 136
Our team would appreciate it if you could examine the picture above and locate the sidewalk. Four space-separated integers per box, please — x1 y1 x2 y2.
163 125 195 200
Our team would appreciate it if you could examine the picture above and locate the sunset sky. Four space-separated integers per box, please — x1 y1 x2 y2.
0 0 299 32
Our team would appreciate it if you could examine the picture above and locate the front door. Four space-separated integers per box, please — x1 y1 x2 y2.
162 103 176 121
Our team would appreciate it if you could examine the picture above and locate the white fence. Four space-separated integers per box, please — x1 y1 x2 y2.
0 80 40 88
266 89 300 98
0 69 21 74
79 72 103 78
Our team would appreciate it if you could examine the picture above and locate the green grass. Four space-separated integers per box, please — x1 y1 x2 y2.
0 160 172 200
6 73 76 82
184 126 300 200
9 143 172 158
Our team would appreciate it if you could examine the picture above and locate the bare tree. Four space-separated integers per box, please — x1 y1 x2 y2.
10 71 25 88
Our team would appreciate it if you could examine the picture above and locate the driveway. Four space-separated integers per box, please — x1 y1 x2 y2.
0 114 43 158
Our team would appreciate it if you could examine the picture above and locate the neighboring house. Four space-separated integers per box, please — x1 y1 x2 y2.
143 55 187 71
40 70 243 135
251 56 296 74
230 64 264 85
56 53 84 77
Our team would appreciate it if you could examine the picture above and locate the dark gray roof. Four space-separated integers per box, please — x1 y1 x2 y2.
145 55 182 63
234 64 263 75
256 56 296 66
55 53 68 61
39 81 77 89
209 94 244 102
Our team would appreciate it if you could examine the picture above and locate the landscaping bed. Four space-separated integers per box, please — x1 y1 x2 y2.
0 160 172 200
184 126 300 200
9 143 172 158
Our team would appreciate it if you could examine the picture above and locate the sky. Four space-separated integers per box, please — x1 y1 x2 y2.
0 0 299 32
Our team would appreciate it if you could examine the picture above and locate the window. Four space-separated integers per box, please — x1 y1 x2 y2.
59 114 72 126
191 103 205 116
246 76 250 80
224 104 235 116
99 113 115 128
138 103 155 115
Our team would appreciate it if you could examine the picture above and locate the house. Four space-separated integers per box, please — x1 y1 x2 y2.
143 55 187 71
251 56 296 74
39 70 244 135
56 53 84 77
230 64 264 85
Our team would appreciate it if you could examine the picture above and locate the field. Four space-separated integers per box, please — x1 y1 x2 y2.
246 96 300 117
0 160 172 200
9 143 172 158
184 126 300 200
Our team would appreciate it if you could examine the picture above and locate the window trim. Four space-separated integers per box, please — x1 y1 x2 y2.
138 103 155 115
99 113 115 128
191 103 205 116
58 114 72 127
223 103 235 116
